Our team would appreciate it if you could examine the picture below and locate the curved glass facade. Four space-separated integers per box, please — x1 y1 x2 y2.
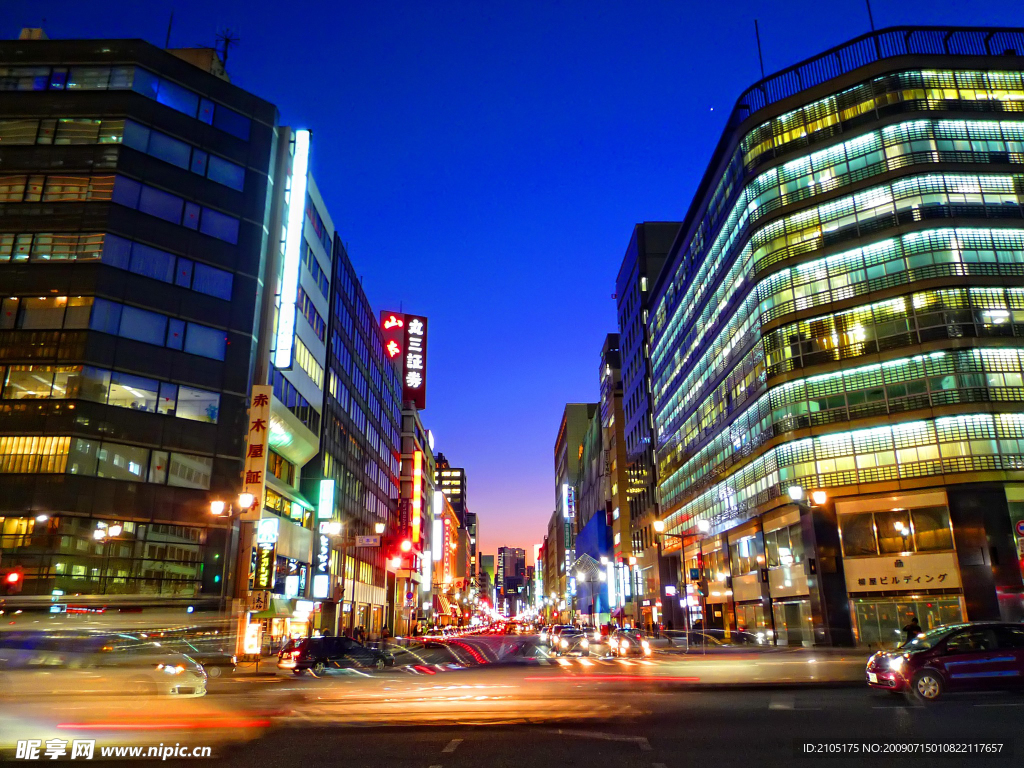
651 60 1024 535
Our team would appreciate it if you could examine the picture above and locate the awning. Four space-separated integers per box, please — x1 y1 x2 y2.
451 600 463 617
250 598 296 619
434 593 454 616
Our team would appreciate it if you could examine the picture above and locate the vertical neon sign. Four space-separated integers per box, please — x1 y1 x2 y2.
274 128 310 370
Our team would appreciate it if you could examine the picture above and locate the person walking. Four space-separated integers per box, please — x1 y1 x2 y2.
902 615 923 645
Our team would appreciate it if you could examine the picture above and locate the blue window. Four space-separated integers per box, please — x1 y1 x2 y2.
183 201 201 230
119 305 167 346
184 323 226 360
175 258 193 288
129 242 176 282
148 131 190 169
190 149 208 176
155 79 199 118
213 106 250 140
89 298 122 335
121 120 150 151
138 185 183 224
166 318 185 350
207 155 245 191
198 98 215 125
200 209 239 244
192 262 233 300
111 176 142 208
101 234 131 269
130 68 160 100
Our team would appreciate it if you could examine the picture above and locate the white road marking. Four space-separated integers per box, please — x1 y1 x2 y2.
974 702 1024 707
442 739 463 753
768 694 794 710
637 737 653 752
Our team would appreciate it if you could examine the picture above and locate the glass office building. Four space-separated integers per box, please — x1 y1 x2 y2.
649 27 1024 647
0 35 277 606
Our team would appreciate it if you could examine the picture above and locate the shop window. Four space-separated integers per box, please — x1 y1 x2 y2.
19 297 70 329
268 451 294 486
67 438 99 475
839 513 877 556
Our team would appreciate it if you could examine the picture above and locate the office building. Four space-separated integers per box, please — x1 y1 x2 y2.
316 236 402 639
649 26 1024 646
615 222 678 628
435 453 477 581
0 32 276 610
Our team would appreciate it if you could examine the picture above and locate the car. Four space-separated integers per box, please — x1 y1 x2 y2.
278 635 396 674
554 628 590 656
132 632 236 678
865 621 1024 702
0 631 207 697
608 629 652 657
545 625 574 646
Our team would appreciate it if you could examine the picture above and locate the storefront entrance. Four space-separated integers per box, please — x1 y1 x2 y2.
851 596 963 649
772 599 812 647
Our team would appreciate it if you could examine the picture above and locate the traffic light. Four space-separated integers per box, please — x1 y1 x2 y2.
399 539 412 553
3 567 23 595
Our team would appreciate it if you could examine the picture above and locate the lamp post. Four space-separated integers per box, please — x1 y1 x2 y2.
209 493 258 609
93 522 123 596
785 486 841 647
654 517 710 653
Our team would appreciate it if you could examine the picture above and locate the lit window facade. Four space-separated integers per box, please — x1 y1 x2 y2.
0 37 277 602
649 27 1024 646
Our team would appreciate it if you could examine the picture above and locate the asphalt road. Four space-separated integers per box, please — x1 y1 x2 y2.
4 635 1022 767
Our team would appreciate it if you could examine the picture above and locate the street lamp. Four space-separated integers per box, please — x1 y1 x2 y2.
374 522 386 535
653 517 712 652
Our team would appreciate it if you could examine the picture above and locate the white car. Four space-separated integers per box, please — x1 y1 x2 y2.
0 631 207 697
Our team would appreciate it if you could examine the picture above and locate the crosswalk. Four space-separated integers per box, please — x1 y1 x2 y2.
536 656 659 667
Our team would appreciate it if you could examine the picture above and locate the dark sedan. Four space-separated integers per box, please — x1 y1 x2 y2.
865 621 1024 701
278 636 395 674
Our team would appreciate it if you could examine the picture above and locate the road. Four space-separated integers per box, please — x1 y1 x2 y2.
2 635 1021 767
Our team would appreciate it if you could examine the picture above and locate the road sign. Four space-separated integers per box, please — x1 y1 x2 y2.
1016 519 1024 537
355 535 381 547
248 591 270 612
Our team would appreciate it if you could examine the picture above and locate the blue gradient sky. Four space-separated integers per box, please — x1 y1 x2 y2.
9 0 1023 562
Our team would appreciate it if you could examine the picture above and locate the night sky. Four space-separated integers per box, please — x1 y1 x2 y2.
8 0 1024 563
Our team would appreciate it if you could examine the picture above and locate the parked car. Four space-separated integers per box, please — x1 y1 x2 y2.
608 629 652 658
865 621 1024 702
0 631 207 697
278 635 395 674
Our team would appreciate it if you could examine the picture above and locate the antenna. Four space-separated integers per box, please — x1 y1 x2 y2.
865 0 876 32
754 19 766 80
215 27 240 66
165 11 174 48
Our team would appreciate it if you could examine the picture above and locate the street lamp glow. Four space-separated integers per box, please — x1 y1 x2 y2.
108 524 122 537
238 493 256 509
93 528 106 540
697 519 711 533
374 522 386 534
653 519 666 533
787 486 805 502
325 521 342 536
811 490 828 505
35 514 49 523
210 500 227 516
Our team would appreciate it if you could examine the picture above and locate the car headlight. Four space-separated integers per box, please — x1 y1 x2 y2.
581 639 589 648
888 656 905 673
641 640 650 651
560 639 568 648
592 631 601 641
620 640 630 649
157 664 185 675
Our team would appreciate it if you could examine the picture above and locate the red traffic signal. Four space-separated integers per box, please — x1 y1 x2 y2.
399 539 412 553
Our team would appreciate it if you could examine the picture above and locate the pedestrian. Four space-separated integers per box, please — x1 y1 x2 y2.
381 625 391 652
902 615 923 645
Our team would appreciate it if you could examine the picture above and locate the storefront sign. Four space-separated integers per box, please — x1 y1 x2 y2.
355 535 381 547
318 479 335 520
241 386 272 522
313 522 332 599
243 622 262 655
256 517 279 545
249 591 270 612
411 450 423 543
254 542 276 590
843 552 961 594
